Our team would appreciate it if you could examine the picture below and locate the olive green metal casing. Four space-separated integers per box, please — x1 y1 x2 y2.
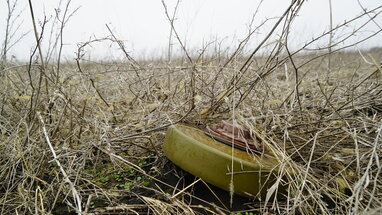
163 124 281 198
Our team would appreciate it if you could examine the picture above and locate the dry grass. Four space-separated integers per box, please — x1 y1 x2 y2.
0 47 381 214
1 1 382 214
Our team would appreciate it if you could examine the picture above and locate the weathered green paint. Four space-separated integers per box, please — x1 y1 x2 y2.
163 124 283 198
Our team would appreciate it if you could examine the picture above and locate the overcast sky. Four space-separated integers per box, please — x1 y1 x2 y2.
0 0 381 61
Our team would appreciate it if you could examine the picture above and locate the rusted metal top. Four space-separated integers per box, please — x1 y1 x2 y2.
204 120 263 153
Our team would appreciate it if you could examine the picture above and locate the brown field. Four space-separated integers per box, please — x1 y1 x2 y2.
1 1 382 214
1 47 381 214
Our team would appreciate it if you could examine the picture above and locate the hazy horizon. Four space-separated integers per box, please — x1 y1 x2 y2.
1 0 381 62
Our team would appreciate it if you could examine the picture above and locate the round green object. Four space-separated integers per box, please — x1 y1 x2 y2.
163 123 283 198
